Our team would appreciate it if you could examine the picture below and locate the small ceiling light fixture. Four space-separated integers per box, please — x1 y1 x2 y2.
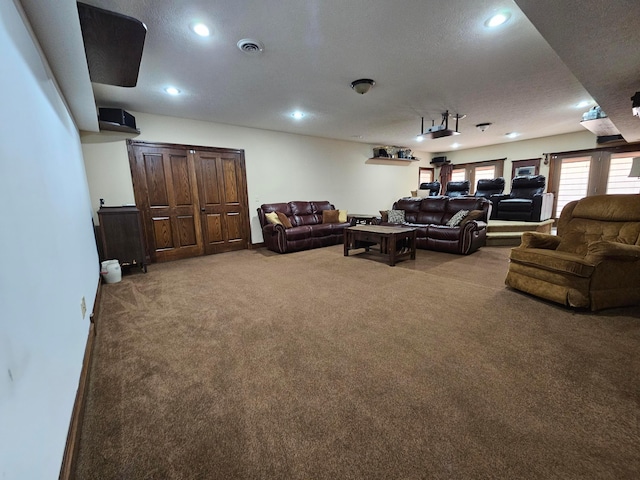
291 111 305 120
485 11 511 28
350 79 375 95
476 122 492 132
451 143 460 149
505 132 520 139
575 100 591 109
191 22 210 37
237 38 264 55
164 86 181 95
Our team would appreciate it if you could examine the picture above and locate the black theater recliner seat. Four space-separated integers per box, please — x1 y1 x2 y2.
474 177 505 198
492 175 554 222
445 180 470 197
418 181 441 196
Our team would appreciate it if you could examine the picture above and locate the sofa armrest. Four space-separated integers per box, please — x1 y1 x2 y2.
262 223 289 253
519 231 561 249
585 241 640 263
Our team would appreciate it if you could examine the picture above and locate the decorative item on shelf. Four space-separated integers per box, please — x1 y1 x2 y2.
582 105 606 121
371 146 417 161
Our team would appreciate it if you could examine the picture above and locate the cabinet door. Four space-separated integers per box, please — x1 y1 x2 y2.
130 144 203 262
194 150 249 254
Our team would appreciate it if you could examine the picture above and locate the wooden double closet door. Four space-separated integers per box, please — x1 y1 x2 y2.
127 140 250 263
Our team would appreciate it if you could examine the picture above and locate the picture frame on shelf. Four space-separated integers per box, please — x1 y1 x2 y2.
511 158 540 178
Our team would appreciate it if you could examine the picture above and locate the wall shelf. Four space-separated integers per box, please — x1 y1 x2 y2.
368 157 420 162
580 117 619 137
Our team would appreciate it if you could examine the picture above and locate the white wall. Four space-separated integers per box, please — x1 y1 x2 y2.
0 1 99 478
82 112 433 242
440 130 597 185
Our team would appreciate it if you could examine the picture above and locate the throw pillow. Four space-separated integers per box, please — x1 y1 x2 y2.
459 209 485 226
338 209 348 223
411 190 418 197
416 189 433 197
446 209 469 227
323 210 340 223
379 210 389 222
265 211 282 225
276 211 293 228
387 209 405 224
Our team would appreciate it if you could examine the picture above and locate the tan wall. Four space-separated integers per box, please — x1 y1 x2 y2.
81 112 432 243
82 113 598 243
438 130 597 185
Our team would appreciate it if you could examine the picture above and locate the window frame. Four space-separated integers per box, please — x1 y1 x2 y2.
511 158 541 178
418 167 435 187
447 158 505 193
548 144 640 218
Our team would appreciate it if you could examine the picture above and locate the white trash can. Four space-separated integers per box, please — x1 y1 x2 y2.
101 260 122 284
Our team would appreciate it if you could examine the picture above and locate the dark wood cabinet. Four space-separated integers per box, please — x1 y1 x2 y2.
98 206 147 272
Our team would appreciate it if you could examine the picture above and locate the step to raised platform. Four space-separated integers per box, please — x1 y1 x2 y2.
486 219 555 247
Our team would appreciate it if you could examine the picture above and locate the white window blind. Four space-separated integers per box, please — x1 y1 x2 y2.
451 169 466 182
556 157 590 216
606 156 640 194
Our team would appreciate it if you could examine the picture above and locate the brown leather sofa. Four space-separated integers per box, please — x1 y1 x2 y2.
506 194 640 311
380 196 492 254
258 201 350 253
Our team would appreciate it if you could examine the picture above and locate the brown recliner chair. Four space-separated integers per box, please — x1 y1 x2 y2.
505 194 640 311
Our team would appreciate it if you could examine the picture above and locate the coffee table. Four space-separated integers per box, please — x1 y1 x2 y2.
344 225 417 266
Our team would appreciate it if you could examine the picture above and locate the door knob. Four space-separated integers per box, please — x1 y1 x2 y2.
201 208 206 212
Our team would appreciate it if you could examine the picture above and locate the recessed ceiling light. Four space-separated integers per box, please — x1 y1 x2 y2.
505 132 520 139
451 143 460 149
485 12 511 28
291 111 305 120
191 23 210 37
416 135 424 142
576 100 592 109
164 86 181 96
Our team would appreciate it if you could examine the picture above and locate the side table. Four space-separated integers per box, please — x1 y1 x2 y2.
347 214 381 226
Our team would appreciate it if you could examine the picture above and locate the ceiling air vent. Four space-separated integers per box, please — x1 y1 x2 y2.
237 39 264 55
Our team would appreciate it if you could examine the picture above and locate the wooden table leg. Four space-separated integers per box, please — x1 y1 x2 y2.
343 231 350 256
389 234 396 266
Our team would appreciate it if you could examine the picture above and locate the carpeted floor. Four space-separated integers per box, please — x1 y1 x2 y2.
75 245 640 479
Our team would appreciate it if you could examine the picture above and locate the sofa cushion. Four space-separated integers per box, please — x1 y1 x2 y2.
388 210 406 223
290 201 320 226
276 212 293 228
416 197 447 224
446 209 469 227
460 209 485 226
338 210 348 223
323 210 340 223
265 211 281 225
379 210 389 222
556 218 640 257
510 247 596 278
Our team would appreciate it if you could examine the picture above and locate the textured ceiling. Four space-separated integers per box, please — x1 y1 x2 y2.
19 0 640 152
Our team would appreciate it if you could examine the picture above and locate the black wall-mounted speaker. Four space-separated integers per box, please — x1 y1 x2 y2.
99 108 137 129
430 156 448 164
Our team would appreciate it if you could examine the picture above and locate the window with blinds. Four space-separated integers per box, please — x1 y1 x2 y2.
555 157 590 216
550 150 640 218
418 167 434 186
606 155 640 194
